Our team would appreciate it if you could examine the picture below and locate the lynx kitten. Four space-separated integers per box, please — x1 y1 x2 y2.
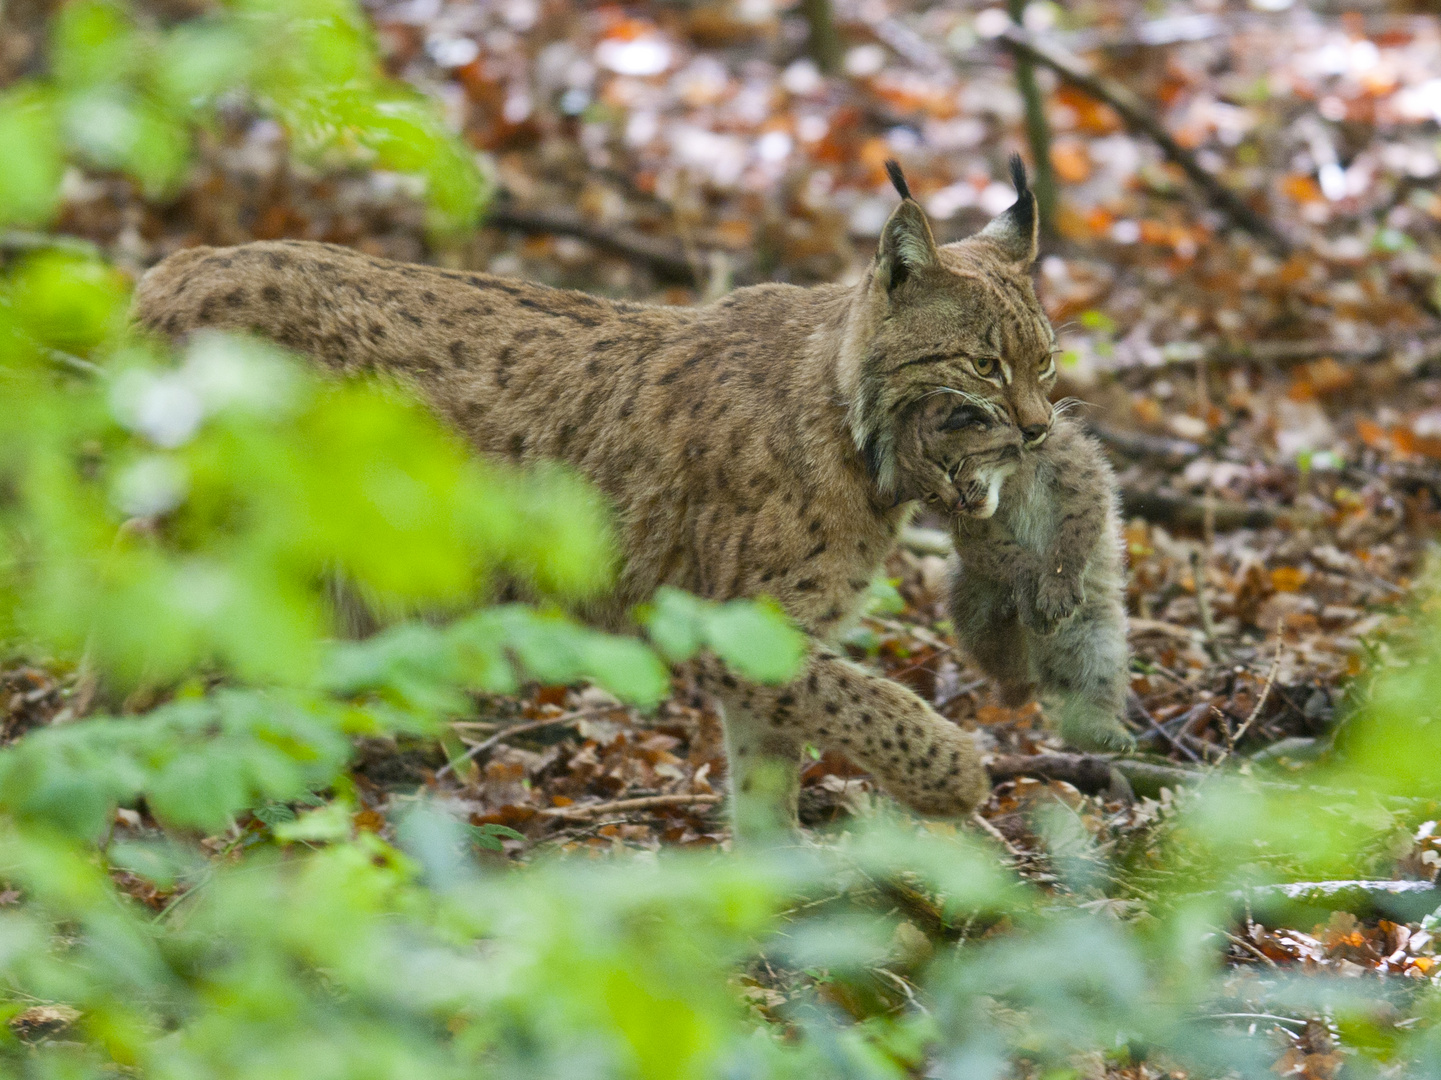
948 414 1133 751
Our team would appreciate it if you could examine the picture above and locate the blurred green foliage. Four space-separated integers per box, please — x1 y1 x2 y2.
1 0 488 235
0 3 1439 1078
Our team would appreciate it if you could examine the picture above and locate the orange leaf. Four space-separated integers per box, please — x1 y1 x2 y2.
1050 139 1091 183
1356 418 1392 451
1084 207 1115 236
859 137 892 173
1139 219 1170 246
1282 174 1323 204
1270 566 1307 593
353 809 386 833
1133 396 1164 428
1303 357 1354 396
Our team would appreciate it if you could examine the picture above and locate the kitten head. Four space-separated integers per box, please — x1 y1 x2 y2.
842 156 1057 511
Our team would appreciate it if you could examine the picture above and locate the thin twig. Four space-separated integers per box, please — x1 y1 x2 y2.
1189 549 1220 660
435 709 610 780
45 348 103 379
996 26 1291 253
538 792 723 819
971 812 1025 861
1127 617 1201 643
934 677 987 712
1232 638 1283 749
1129 692 1202 762
485 202 698 284
1202 1012 1305 1029
1223 931 1279 969
1006 0 1057 236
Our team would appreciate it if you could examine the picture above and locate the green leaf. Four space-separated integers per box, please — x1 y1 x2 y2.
0 85 64 227
8 250 128 350
467 823 524 852
700 598 806 684
274 801 353 844
643 587 705 662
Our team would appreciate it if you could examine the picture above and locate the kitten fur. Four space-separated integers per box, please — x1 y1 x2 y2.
132 158 1059 841
948 413 1132 751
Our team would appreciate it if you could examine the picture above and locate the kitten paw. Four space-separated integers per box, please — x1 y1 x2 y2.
1060 717 1136 753
1023 572 1085 635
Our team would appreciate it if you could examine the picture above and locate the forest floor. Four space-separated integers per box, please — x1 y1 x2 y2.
5 0 1441 1071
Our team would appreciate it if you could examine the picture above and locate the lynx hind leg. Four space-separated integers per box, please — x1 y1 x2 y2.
1031 594 1133 751
716 696 803 845
948 563 1035 706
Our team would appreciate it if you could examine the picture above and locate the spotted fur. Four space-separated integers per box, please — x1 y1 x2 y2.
132 162 1058 840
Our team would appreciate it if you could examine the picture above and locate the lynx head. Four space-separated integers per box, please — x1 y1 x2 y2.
841 155 1057 517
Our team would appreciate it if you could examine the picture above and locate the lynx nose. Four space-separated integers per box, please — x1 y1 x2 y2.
1021 422 1049 447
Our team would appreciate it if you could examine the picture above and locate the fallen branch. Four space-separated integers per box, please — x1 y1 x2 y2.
988 752 1203 799
905 488 1302 540
996 26 1291 254
1127 332 1441 376
1238 879 1437 902
538 792 723 819
1234 879 1440 920
800 0 842 74
989 752 1119 793
1087 423 1201 466
1127 617 1201 642
485 202 698 284
0 230 102 259
1120 487 1307 531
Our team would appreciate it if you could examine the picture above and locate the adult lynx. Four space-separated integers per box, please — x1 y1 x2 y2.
134 159 1058 839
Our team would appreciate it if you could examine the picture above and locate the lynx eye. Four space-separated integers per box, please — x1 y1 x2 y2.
972 356 998 378
942 404 991 431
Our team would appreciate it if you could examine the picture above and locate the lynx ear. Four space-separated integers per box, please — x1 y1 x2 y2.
876 159 940 293
977 154 1038 268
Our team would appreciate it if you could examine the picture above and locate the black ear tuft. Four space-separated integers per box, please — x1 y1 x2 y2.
884 159 913 202
976 152 1037 266
1008 153 1029 198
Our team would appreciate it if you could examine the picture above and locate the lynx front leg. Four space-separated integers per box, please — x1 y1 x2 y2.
700 649 989 833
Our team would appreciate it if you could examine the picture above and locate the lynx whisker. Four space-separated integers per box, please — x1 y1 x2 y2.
1050 396 1092 420
920 386 1007 423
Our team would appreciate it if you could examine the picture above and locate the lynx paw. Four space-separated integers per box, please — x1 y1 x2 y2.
1022 571 1085 635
